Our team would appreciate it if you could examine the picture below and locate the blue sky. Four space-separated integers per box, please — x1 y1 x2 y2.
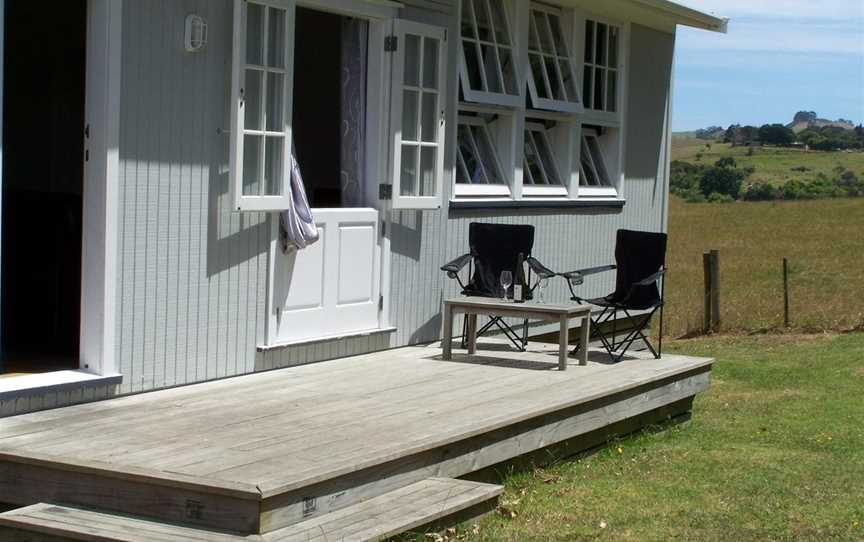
673 0 864 131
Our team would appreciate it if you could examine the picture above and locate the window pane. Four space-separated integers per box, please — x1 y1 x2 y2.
400 145 418 196
457 126 479 184
266 72 284 132
524 132 545 184
422 38 439 89
244 69 263 130
243 135 262 195
264 136 284 195
587 136 610 185
267 7 285 68
463 41 483 90
534 12 553 54
596 23 607 66
246 3 264 65
528 13 540 51
472 0 492 41
584 20 594 63
488 0 510 45
594 66 605 111
530 54 549 99
535 132 561 185
419 146 436 196
609 26 619 67
402 90 419 142
421 92 437 142
461 0 476 38
583 66 593 109
545 56 564 101
404 34 421 86
607 70 617 113
580 139 598 186
499 47 518 95
548 13 566 56
481 44 502 93
473 126 504 184
560 59 578 103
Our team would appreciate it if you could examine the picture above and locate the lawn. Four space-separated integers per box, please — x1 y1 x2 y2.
410 332 864 541
672 139 864 187
664 196 864 338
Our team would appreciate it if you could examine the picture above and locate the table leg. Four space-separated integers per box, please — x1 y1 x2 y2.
558 315 568 371
442 305 453 360
578 314 590 366
466 313 477 355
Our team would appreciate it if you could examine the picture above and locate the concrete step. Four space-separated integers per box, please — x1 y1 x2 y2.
0 477 502 542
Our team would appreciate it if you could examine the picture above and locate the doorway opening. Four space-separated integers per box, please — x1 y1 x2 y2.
1 0 87 375
292 7 368 208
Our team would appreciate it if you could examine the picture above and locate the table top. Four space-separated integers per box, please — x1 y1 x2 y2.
444 296 592 315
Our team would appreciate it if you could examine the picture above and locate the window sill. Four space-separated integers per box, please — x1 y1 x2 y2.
0 370 123 401
449 197 625 211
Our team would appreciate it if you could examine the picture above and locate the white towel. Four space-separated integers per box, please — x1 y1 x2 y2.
279 148 319 253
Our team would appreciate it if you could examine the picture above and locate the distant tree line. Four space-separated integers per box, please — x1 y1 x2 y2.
671 159 864 203
721 123 864 150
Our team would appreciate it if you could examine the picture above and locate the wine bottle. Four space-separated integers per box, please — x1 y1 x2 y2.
514 253 525 303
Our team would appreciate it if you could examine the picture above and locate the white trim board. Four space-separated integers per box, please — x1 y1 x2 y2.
0 370 122 401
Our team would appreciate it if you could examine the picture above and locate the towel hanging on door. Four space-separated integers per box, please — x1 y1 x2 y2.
279 145 319 253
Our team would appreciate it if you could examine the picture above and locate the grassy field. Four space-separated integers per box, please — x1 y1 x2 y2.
671 139 864 187
404 332 864 541
664 196 864 337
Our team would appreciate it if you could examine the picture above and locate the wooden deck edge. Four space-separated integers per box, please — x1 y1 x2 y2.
0 450 261 500
257 367 711 532
259 357 714 496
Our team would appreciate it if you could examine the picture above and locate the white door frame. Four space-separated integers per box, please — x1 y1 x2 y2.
79 0 122 376
0 0 5 371
265 0 395 346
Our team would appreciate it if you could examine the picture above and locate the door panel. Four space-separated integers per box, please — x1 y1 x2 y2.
274 208 380 343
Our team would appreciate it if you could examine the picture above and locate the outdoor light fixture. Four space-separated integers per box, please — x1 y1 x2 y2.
184 14 207 52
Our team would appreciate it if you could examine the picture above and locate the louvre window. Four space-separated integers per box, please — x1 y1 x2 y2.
526 4 581 113
583 19 620 114
459 0 521 107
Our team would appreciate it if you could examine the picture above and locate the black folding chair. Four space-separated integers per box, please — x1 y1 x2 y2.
560 229 667 362
441 223 556 351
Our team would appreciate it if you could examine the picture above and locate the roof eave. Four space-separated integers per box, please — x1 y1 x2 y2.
629 0 729 33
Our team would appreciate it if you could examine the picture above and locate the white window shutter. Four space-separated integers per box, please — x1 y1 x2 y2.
230 0 297 212
389 20 447 210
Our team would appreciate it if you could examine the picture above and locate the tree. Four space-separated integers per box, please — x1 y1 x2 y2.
758 124 796 146
699 158 747 199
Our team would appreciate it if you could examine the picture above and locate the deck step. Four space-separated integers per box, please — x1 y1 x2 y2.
0 478 503 542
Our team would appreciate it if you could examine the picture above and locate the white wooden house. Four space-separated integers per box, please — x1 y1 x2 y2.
0 0 726 416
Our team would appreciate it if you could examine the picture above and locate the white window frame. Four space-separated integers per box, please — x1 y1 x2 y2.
578 124 619 197
229 0 296 212
389 19 447 210
525 3 582 114
458 0 523 108
574 13 624 125
454 115 511 197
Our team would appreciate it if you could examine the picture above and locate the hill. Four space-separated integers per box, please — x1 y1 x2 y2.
787 111 856 134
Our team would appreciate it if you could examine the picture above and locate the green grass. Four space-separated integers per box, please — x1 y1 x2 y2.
403 333 864 541
665 196 864 337
671 139 864 187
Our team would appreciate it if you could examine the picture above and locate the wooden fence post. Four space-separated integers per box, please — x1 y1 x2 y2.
710 250 720 332
703 250 721 333
783 257 790 327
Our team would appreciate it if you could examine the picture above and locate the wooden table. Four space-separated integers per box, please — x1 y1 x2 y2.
441 297 592 370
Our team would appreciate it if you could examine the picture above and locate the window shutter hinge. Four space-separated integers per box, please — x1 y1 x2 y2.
379 295 384 310
384 35 397 52
381 220 386 236
379 183 392 200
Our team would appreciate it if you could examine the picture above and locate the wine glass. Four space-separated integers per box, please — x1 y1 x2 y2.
500 271 513 302
537 277 548 304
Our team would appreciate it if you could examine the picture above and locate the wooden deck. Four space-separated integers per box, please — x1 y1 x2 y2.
0 340 712 539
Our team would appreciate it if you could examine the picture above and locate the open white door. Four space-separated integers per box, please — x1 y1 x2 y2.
272 208 380 343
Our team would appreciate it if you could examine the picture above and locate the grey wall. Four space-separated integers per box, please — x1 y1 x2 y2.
2 4 675 416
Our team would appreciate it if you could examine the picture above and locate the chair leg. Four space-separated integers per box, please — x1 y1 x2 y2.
613 308 661 361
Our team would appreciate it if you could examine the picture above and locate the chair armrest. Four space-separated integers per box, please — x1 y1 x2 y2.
560 264 616 280
635 267 666 286
526 256 556 279
441 253 472 275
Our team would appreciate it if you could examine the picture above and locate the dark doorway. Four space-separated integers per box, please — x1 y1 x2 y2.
293 7 344 208
1 0 87 374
